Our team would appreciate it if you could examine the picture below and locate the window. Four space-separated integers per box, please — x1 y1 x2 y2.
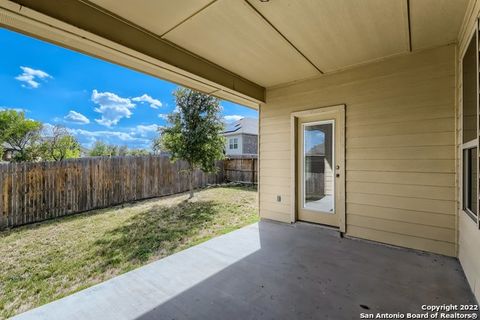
229 138 238 150
463 148 478 218
302 121 334 212
461 29 478 222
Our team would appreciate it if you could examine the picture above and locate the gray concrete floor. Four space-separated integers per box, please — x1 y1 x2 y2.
305 195 333 212
13 220 477 320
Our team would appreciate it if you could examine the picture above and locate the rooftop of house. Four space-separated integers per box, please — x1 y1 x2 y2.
306 144 325 157
223 117 258 136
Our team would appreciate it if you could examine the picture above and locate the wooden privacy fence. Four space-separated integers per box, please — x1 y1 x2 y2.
0 156 225 229
224 156 258 184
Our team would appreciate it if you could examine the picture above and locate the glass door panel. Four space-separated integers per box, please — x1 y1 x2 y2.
303 121 334 213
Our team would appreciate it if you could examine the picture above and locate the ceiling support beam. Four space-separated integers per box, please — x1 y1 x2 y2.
243 0 324 74
407 0 412 52
8 0 265 103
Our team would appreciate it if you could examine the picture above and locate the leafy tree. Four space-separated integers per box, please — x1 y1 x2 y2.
110 145 119 156
118 145 129 156
89 141 117 157
0 110 42 162
90 142 149 157
156 87 225 199
128 148 149 156
40 125 81 161
118 145 149 156
152 135 163 154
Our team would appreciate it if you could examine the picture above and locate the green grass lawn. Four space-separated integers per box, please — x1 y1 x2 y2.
0 185 258 319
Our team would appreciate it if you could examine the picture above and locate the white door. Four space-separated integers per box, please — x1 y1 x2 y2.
295 106 345 229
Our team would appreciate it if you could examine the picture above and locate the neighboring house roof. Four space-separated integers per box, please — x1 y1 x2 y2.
223 117 258 136
306 144 325 156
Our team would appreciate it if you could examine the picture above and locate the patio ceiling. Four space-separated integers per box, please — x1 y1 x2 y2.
88 0 469 87
0 0 471 103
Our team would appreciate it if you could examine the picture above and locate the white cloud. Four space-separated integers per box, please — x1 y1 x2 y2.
92 90 135 127
70 128 138 141
64 110 90 124
15 66 52 88
132 94 162 109
224 115 243 123
133 124 158 137
158 113 169 120
0 106 28 113
69 127 152 149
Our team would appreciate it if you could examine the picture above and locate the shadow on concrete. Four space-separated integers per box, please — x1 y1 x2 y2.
135 221 477 320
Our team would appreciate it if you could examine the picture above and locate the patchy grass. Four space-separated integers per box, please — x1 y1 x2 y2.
0 185 258 319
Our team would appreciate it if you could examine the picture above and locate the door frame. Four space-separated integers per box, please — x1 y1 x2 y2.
290 104 346 232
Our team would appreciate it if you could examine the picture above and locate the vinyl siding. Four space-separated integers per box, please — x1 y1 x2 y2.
259 44 456 256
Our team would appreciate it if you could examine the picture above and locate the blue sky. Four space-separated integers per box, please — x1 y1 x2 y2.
0 28 257 150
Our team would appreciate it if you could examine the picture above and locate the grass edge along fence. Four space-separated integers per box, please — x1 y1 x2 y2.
0 155 226 230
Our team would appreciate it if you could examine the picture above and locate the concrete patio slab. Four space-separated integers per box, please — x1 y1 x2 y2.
12 220 477 320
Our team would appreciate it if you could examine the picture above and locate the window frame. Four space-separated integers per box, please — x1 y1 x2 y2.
462 145 478 220
460 23 480 226
229 138 238 150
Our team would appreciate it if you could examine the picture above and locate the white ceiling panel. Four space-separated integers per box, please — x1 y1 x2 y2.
163 0 320 87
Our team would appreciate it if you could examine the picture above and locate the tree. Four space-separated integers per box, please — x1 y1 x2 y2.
89 141 118 157
40 125 81 161
0 110 42 162
90 142 149 157
118 145 129 156
152 135 163 154
128 148 149 156
156 87 225 199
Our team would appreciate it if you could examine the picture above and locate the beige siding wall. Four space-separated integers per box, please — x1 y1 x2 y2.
260 44 456 256
456 0 480 302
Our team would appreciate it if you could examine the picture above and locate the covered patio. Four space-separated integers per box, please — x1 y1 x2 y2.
1 0 480 317
12 221 476 319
